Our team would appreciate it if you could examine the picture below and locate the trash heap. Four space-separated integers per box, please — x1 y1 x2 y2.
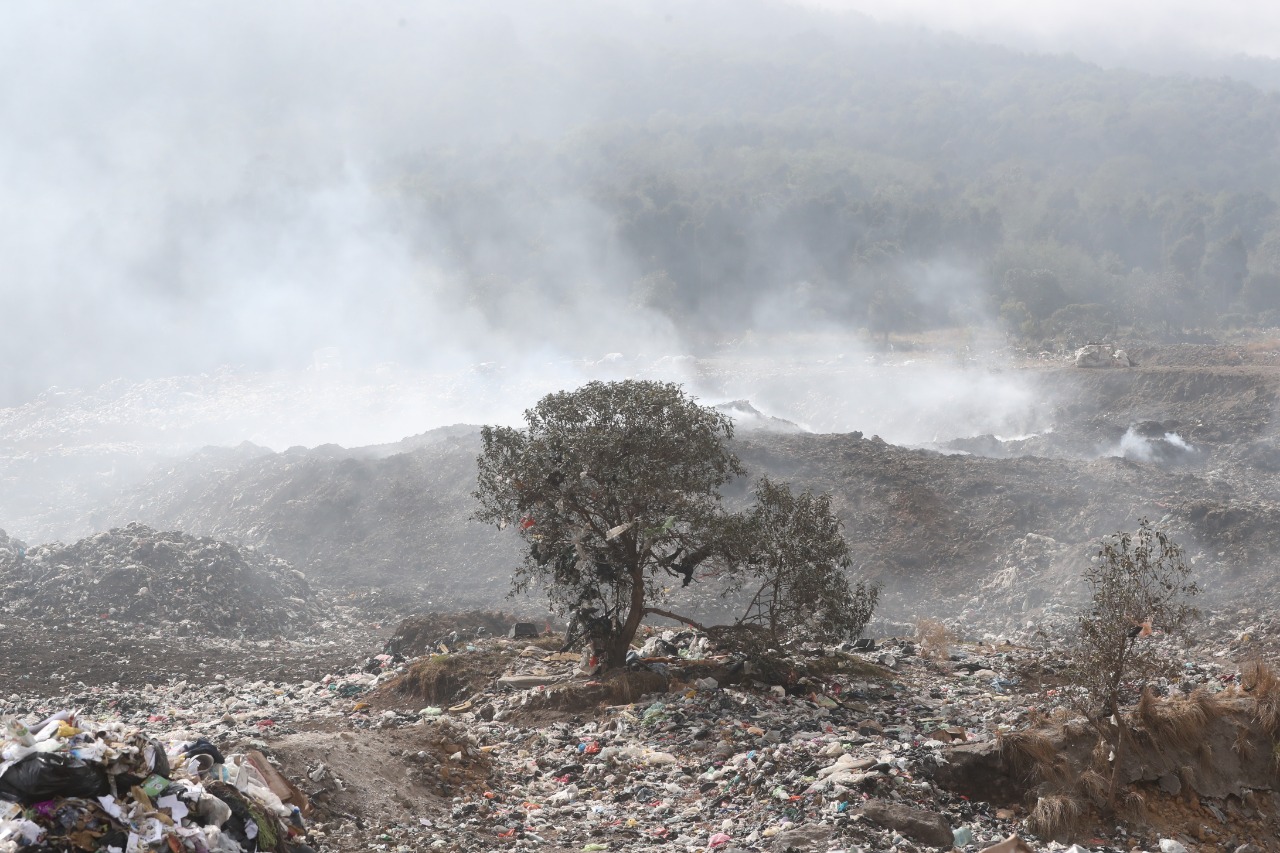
327 618 1280 853
0 710 314 852
0 524 314 638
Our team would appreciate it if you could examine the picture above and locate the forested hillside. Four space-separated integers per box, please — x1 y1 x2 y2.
380 1 1280 347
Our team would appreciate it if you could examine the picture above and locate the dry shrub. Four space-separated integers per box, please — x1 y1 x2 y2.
1120 789 1148 822
1077 768 1110 806
1190 686 1223 720
1233 723 1253 760
1132 686 1216 752
916 618 952 662
1089 739 1112 772
1178 763 1198 792
1241 659 1280 735
997 728 1064 785
1026 793 1084 840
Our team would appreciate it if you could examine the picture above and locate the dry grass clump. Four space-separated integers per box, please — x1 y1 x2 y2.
1026 793 1084 840
915 618 953 662
1077 768 1109 805
997 728 1064 785
1233 723 1253 759
1133 686 1219 752
1241 659 1280 735
1119 789 1147 822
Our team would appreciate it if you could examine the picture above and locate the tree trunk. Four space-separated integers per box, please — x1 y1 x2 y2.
608 565 647 668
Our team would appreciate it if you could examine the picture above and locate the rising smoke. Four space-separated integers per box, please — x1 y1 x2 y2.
1 0 1053 451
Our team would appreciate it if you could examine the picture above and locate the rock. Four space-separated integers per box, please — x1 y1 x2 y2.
769 823 830 851
856 719 883 736
1159 841 1189 853
1158 772 1182 795
929 740 1025 805
859 799 953 848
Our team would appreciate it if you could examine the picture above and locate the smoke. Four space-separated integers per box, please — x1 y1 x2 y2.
1113 425 1199 464
0 1 694 407
705 257 1043 445
0 0 1046 454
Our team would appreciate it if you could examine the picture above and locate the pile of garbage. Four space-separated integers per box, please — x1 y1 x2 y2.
0 524 314 639
0 710 313 852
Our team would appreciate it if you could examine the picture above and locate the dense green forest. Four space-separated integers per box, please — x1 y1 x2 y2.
385 1 1280 348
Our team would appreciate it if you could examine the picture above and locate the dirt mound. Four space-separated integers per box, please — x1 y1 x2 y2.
268 721 493 828
385 610 529 657
0 522 314 638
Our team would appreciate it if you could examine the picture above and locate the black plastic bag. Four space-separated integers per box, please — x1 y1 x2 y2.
0 753 110 803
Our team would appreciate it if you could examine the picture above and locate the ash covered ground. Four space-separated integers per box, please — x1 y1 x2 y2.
1 341 1280 851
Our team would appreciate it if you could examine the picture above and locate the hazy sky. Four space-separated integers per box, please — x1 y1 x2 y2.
809 0 1280 60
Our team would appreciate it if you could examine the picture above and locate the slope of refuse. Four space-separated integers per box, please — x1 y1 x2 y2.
4 343 1280 632
2 607 1268 852
62 421 1277 633
0 523 315 639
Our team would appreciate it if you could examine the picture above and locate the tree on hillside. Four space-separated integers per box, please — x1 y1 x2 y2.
1067 519 1199 807
473 380 877 667
733 477 878 643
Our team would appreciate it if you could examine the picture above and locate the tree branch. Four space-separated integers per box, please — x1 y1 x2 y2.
643 607 708 632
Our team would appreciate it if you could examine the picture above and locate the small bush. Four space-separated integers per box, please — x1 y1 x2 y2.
1026 793 1084 840
916 618 952 662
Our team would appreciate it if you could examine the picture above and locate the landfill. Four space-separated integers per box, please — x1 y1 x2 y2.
0 525 314 640
1 518 1277 852
0 593 1269 853
0 710 313 852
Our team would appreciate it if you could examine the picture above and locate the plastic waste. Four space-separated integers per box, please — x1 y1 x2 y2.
0 753 110 803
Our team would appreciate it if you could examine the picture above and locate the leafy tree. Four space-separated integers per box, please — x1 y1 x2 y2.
473 380 877 667
733 478 878 644
1002 268 1069 319
1067 519 1199 807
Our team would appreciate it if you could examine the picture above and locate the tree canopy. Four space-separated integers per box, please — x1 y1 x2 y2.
473 380 877 666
